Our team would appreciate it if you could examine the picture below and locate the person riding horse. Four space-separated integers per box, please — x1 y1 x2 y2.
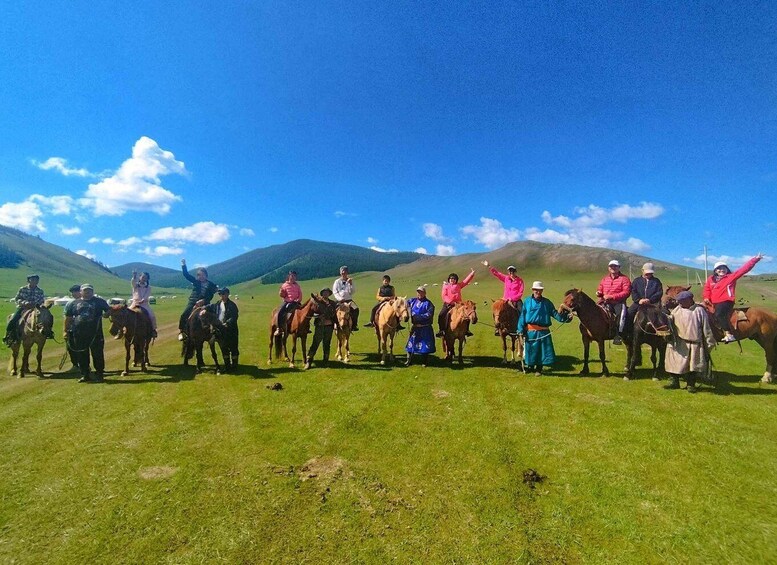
625 262 663 358
275 271 302 337
437 270 475 338
203 287 240 373
483 260 524 335
596 260 631 345
64 284 111 383
333 266 359 331
364 274 404 330
128 270 158 339
178 258 218 341
3 274 54 346
703 253 763 343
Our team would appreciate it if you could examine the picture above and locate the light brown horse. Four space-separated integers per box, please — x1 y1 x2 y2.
664 285 777 383
443 300 478 365
9 303 54 378
108 305 152 376
335 302 352 363
268 295 331 368
559 289 616 376
492 299 524 368
374 297 409 365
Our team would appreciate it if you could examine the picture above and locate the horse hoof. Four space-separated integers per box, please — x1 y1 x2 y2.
623 376 630 381
652 377 660 382
121 371 128 377
216 371 221 375
380 360 385 366
9 370 16 376
288 363 294 369
762 373 773 384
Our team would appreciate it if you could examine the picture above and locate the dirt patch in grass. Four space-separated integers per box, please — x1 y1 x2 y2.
266 382 283 390
432 389 450 399
138 466 178 480
299 456 346 482
522 468 545 489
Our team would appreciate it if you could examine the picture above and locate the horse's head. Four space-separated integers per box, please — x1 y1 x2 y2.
461 300 478 325
393 297 410 322
335 302 351 328
662 285 692 310
637 304 672 337
560 288 582 313
108 305 128 337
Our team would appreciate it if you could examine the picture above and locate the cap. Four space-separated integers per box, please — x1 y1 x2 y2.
68 284 81 293
531 281 544 290
217 287 230 294
676 290 694 301
713 261 728 270
416 286 427 292
608 260 620 267
80 284 94 291
320 287 332 295
507 265 517 271
27 273 39 280
642 262 655 274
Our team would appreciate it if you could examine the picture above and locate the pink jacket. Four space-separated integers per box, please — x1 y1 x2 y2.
489 267 524 301
703 255 761 304
280 281 302 303
441 271 475 304
596 273 631 304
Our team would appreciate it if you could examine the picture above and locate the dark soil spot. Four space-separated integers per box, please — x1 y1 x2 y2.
266 382 283 390
522 468 545 488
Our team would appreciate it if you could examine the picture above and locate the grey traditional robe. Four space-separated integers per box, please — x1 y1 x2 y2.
665 304 716 375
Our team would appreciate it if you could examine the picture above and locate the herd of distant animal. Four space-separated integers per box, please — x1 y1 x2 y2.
5 261 777 386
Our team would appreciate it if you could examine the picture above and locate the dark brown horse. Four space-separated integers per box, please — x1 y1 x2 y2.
9 303 54 378
625 304 670 381
108 305 152 376
664 285 777 383
491 299 524 369
182 305 221 374
268 295 331 368
443 300 478 365
559 289 617 376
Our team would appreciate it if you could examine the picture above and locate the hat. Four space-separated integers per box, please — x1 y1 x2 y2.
339 265 349 273
531 281 544 290
217 287 230 294
713 261 728 270
676 290 694 301
642 262 655 274
68 284 81 293
80 284 94 291
27 273 39 280
507 265 517 271
288 270 297 276
608 260 620 267
416 286 427 292
320 287 332 295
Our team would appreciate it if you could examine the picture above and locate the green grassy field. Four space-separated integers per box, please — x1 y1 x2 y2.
1 271 776 563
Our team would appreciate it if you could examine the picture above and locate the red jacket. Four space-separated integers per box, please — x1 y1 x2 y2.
596 273 631 304
703 256 760 304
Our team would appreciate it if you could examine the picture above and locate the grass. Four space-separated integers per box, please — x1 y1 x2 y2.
1 272 776 563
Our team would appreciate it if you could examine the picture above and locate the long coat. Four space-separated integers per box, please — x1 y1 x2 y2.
406 297 436 354
516 295 570 366
665 304 716 375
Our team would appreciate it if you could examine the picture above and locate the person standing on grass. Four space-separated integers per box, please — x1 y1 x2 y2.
203 287 240 373
664 290 716 393
437 269 475 338
596 259 631 345
516 281 571 376
276 270 302 336
406 286 436 366
64 284 111 383
178 259 218 341
333 266 359 331
305 288 338 369
703 253 763 343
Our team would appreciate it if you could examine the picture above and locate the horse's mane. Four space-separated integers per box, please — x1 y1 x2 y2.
564 288 596 307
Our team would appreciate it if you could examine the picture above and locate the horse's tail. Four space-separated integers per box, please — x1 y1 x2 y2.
274 333 282 358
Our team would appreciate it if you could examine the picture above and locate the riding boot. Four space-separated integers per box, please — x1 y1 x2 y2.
664 375 680 389
686 373 697 393
231 355 238 372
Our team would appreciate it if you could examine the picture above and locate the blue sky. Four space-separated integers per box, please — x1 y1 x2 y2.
0 2 775 272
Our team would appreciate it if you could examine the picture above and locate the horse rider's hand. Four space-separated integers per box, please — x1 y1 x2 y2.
181 258 186 266
346 277 353 284
482 260 489 267
756 252 764 260
596 290 603 297
703 298 712 306
639 298 650 305
195 299 205 307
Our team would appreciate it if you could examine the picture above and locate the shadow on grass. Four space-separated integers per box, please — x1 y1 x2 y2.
698 371 777 396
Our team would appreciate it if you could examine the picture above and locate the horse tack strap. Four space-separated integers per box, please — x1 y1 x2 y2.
527 324 549 331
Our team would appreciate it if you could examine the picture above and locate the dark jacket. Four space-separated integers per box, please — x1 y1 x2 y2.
204 300 239 329
183 265 218 306
630 276 663 305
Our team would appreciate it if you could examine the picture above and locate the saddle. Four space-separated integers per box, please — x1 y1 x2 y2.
597 304 619 339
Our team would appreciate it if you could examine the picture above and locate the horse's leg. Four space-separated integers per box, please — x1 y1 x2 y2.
580 335 591 375
501 334 508 364
458 336 464 365
379 332 388 365
9 345 18 376
598 339 609 377
122 339 131 376
649 343 659 381
344 334 350 363
196 343 205 373
289 334 297 368
209 341 221 374
624 336 635 381
35 340 45 377
759 333 776 383
388 331 395 363
300 333 309 366
21 341 31 378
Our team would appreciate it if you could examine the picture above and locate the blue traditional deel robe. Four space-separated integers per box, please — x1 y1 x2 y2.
516 295 570 366
406 297 436 354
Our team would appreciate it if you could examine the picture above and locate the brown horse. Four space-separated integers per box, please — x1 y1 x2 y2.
492 299 524 368
559 289 617 376
268 295 330 368
374 297 409 365
9 303 54 378
108 305 152 376
335 302 353 363
664 285 777 383
443 300 478 365
182 306 221 374
625 304 670 381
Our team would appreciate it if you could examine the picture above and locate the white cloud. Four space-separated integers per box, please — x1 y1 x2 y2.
423 222 452 243
81 136 186 216
239 228 255 237
87 236 118 245
367 237 378 244
436 244 456 256
370 245 399 253
147 221 230 244
75 249 97 260
523 225 651 252
269 227 279 233
334 210 357 218
32 157 94 178
460 217 520 249
140 245 184 257
29 194 76 215
684 253 772 268
0 200 47 233
542 202 664 229
87 237 99 243
117 236 143 246
414 247 428 255
59 226 81 235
